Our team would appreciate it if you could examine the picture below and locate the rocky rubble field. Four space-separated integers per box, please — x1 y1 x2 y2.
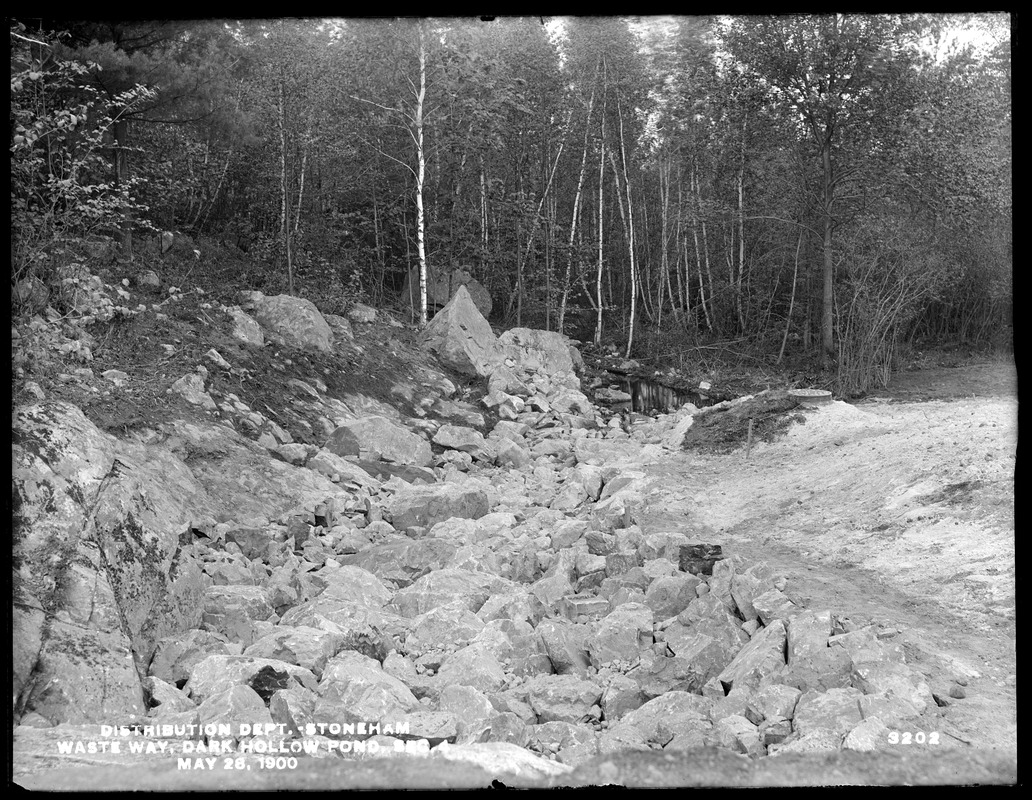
11 288 1016 788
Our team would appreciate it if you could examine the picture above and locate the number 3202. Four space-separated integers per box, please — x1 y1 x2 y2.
888 731 940 745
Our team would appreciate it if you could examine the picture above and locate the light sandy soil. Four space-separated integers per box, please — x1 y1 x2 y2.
638 361 1017 752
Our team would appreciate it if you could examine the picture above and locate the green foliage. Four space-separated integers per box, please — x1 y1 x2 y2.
10 16 1011 379
10 23 156 294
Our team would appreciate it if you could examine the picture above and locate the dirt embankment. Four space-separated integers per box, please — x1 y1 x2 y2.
640 361 1017 752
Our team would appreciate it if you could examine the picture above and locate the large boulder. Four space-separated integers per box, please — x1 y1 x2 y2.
250 293 333 353
387 483 491 533
496 328 579 387
324 416 432 467
424 285 501 378
12 403 208 723
402 264 492 318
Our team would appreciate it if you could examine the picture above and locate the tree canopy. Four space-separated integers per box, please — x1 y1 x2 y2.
10 15 1011 394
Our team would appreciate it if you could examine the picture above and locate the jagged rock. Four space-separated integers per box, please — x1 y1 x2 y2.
850 662 934 714
586 603 654 669
423 285 500 377
644 574 699 619
197 684 272 730
477 712 530 747
759 716 793 748
709 684 752 722
184 654 318 704
275 442 312 465
278 604 396 664
548 520 589 550
340 539 459 587
149 630 233 686
12 578 45 710
391 569 509 618
25 616 147 724
269 686 317 733
226 306 264 346
842 717 893 752
408 603 486 650
488 689 538 725
402 264 493 318
494 438 531 469
607 691 713 750
432 424 490 460
251 294 333 352
791 687 866 737
713 714 764 758
242 626 346 679
787 610 834 664
717 619 787 691
400 710 460 745
779 645 854 693
298 564 392 607
201 585 275 646
436 684 497 742
677 543 724 576
142 675 196 714
354 459 436 484
631 650 725 699
744 683 802 725
857 691 924 726
729 562 778 623
488 365 531 397
489 420 530 442
432 398 486 428
751 589 803 625
600 673 644 721
437 449 474 471
828 626 906 665
484 390 525 419
525 675 602 724
496 328 577 385
325 416 432 467
530 720 599 766
435 643 507 694
317 652 420 729
477 589 547 628
305 450 383 487
324 313 354 341
550 480 588 511
388 483 490 531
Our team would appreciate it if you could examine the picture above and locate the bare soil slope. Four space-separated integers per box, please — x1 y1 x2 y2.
641 360 1017 752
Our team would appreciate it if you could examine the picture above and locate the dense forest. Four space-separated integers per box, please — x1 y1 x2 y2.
10 15 1011 395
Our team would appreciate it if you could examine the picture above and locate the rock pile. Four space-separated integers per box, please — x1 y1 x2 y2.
11 292 947 785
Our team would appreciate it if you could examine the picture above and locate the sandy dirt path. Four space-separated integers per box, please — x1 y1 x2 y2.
637 361 1017 752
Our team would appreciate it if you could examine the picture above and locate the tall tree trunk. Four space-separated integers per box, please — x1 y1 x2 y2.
113 118 133 259
371 182 385 305
778 226 805 363
615 100 637 360
821 137 835 360
479 155 488 275
736 126 747 334
594 131 606 346
558 66 598 335
277 77 293 295
414 26 429 325
293 144 308 237
692 164 715 331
